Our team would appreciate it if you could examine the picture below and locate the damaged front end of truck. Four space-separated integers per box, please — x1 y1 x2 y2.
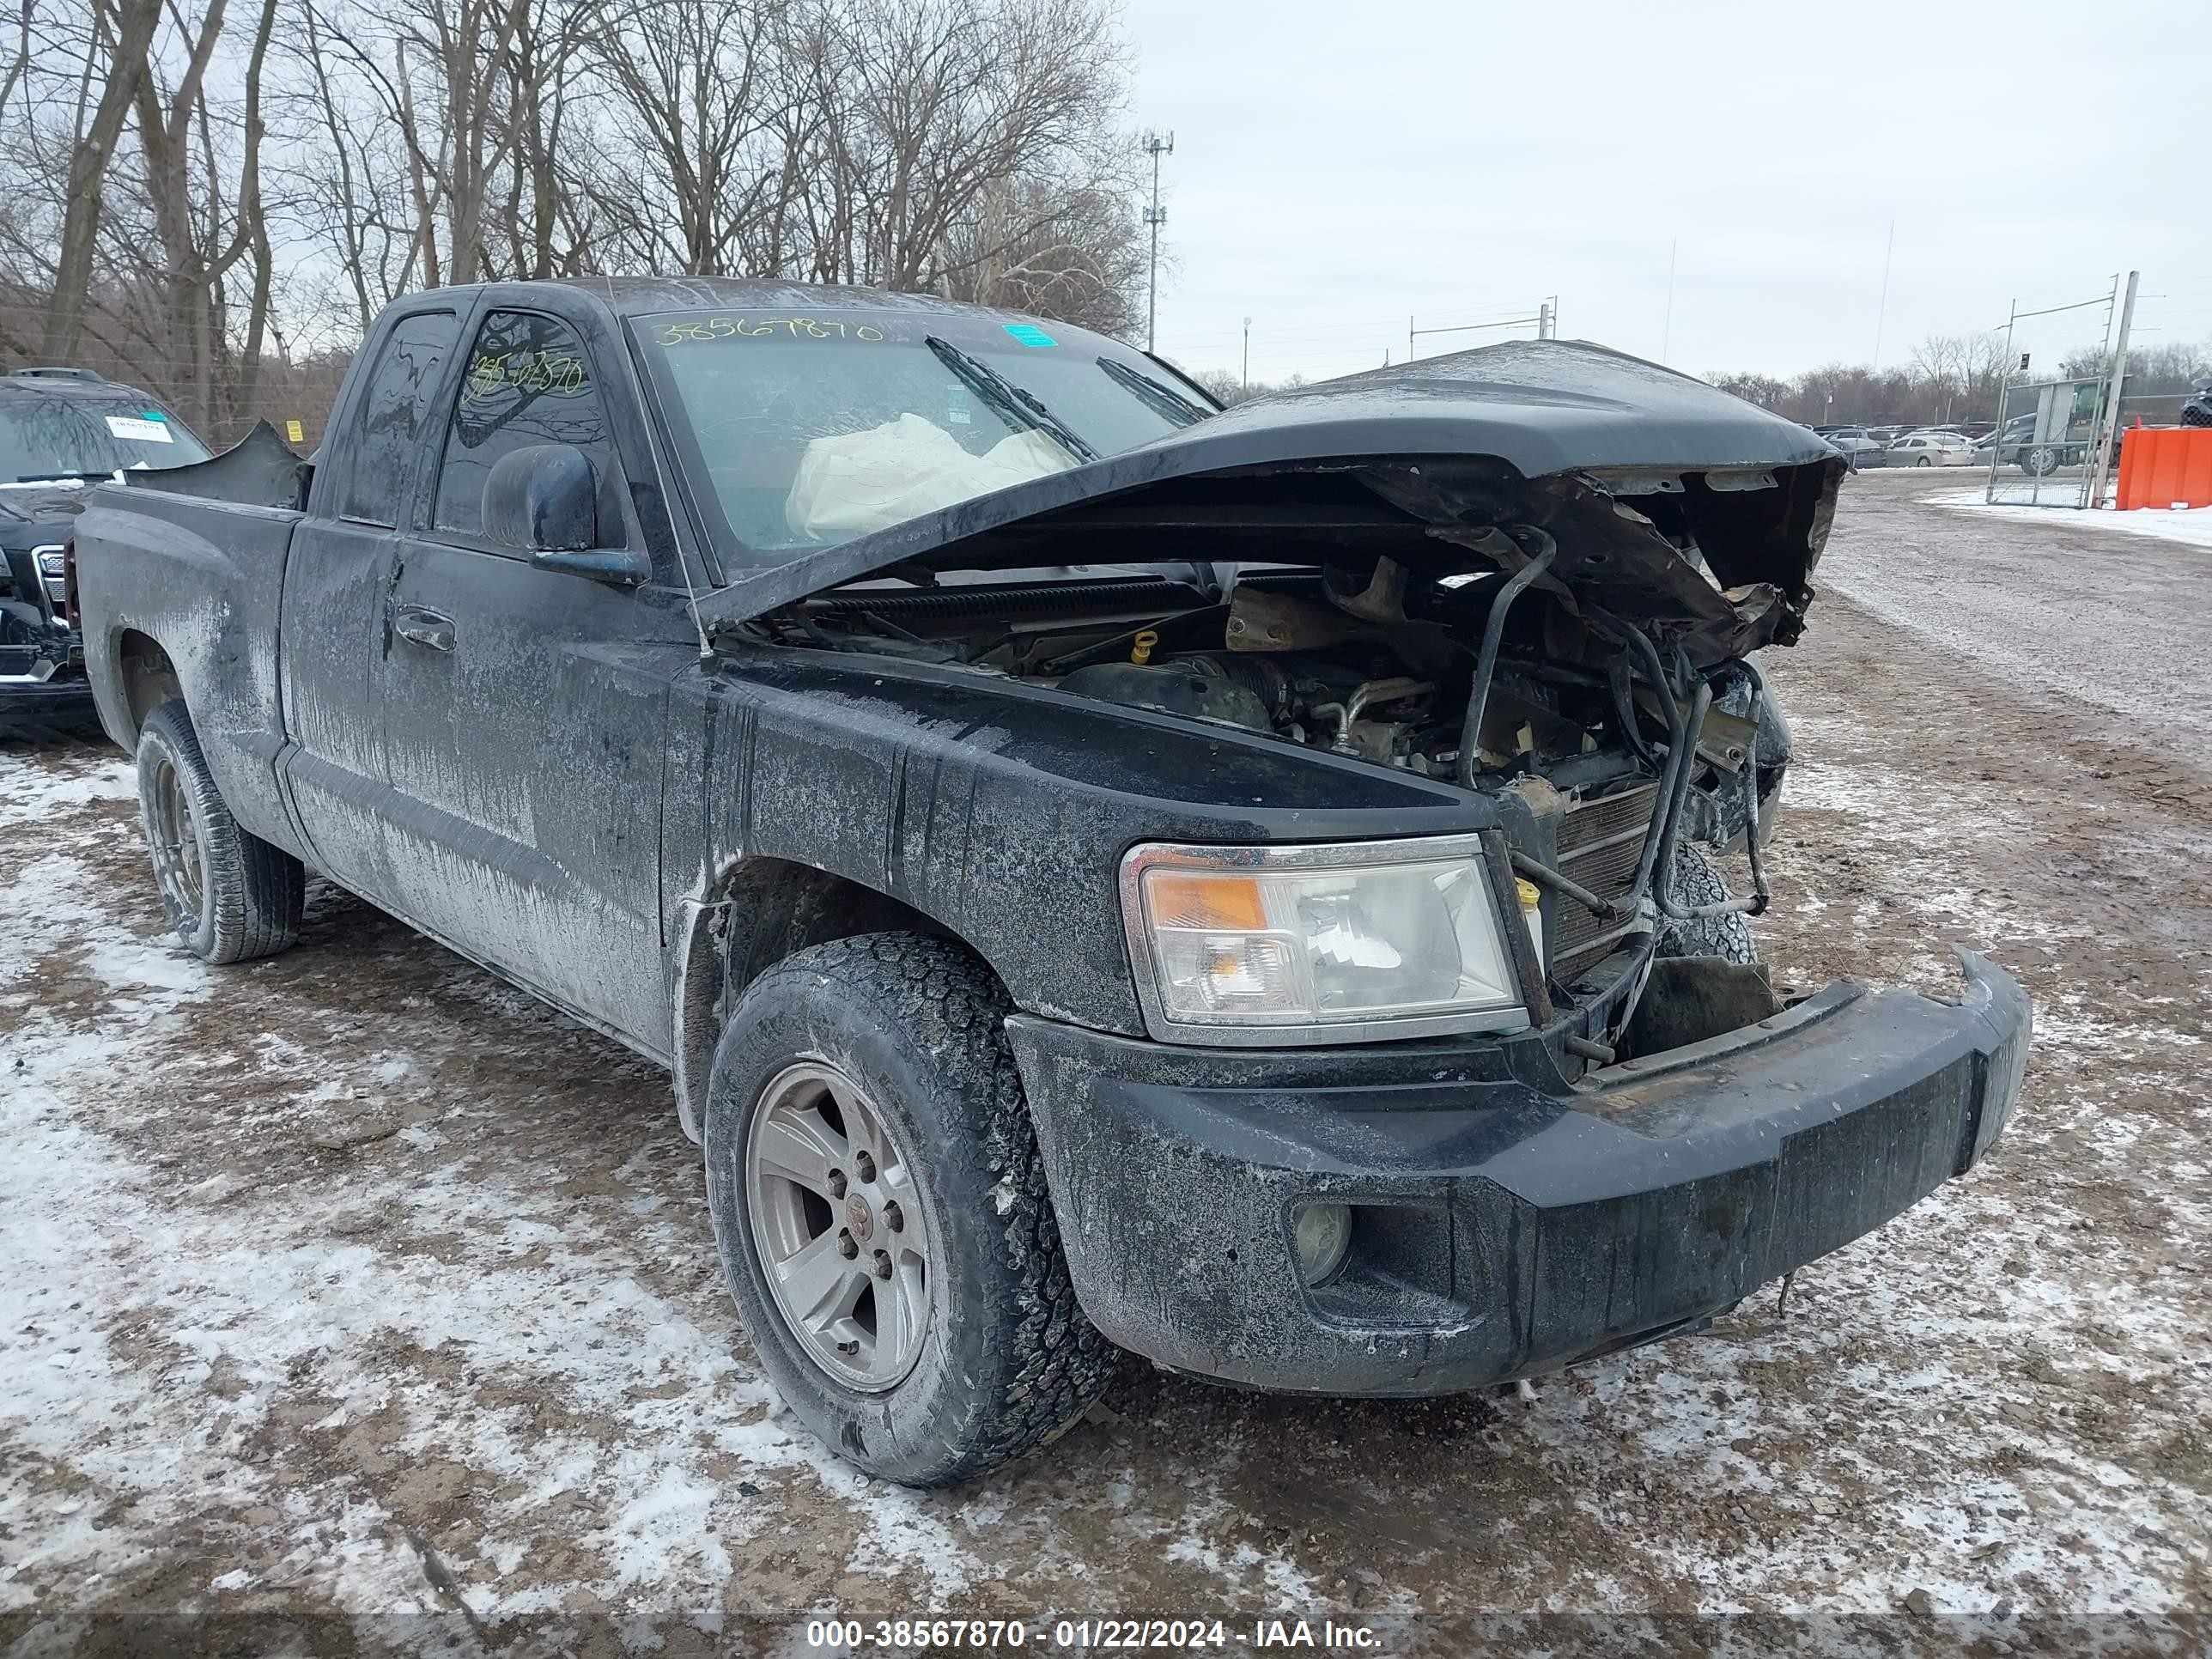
683 334 2029 1399
698 341 1855 1068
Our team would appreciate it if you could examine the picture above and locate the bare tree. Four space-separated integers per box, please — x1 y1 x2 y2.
826 0 1127 294
591 0 788 275
127 0 282 429
3 0 1153 444
44 0 160 359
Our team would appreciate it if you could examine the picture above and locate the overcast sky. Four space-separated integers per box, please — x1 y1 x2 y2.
1121 0 2211 386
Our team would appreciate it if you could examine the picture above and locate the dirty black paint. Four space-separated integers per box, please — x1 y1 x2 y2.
69 276 2031 1403
1004 954 2028 1394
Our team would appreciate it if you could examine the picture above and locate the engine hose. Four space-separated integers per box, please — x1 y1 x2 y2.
1654 677 1769 938
1625 626 1686 902
1732 659 1773 918
1453 526 1559 790
1607 655 1659 769
1647 681 1716 920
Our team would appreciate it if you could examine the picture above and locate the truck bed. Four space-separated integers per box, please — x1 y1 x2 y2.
73 485 305 854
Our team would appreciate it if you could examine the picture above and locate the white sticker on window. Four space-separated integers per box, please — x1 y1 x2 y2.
106 416 173 443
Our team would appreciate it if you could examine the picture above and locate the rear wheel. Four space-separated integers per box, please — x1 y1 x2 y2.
1915 455 1933 467
135 701 303 963
704 933 1115 1486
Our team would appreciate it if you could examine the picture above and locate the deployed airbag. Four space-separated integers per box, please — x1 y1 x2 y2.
784 413 1072 540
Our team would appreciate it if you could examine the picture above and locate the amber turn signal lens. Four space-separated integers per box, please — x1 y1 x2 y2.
1143 871 1269 932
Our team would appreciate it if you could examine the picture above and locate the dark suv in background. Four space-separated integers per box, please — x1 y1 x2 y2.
1 367 211 738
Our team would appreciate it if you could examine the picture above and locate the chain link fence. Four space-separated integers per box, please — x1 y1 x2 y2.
1984 375 2114 507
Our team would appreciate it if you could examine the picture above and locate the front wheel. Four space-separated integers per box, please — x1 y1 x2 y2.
703 933 1115 1486
1657 843 1757 964
135 700 304 963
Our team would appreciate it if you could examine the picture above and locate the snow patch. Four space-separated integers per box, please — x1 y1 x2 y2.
1927 489 2212 550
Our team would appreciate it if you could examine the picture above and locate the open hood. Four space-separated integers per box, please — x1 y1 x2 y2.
695 340 1844 659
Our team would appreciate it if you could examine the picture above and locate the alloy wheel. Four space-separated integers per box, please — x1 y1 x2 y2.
146 754 206 922
745 1060 934 1391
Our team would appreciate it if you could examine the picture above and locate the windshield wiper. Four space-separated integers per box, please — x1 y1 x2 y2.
923 336 1099 465
1095 356 1211 428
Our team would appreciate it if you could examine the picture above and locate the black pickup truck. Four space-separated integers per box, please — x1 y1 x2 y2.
73 278 2030 1486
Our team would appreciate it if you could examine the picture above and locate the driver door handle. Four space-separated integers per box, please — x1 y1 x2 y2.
393 605 454 653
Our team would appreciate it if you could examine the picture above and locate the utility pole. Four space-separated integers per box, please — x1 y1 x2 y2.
1242 316 1250 393
1538 299 1553 341
1143 131 1174 351
1871 218 1895 369
2088 270 2139 509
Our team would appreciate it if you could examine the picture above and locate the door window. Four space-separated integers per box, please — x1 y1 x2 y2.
434 311 613 542
331 310 461 526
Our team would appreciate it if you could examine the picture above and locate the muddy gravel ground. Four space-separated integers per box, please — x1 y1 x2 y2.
3 471 2207 1657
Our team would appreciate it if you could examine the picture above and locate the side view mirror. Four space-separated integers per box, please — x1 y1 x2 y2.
481 443 651 586
532 544 653 585
483 442 596 551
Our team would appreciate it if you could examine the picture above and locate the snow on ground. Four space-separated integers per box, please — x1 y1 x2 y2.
1815 473 2212 768
0 756 1012 1638
1923 487 2212 550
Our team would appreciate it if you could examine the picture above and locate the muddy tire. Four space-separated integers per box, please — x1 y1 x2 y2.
1657 843 1756 964
135 700 304 964
703 933 1115 1486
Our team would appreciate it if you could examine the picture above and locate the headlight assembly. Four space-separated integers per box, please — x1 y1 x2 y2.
1119 836 1531 1046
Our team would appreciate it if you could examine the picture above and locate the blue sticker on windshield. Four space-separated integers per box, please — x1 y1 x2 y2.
143 410 166 421
1002 324 1056 348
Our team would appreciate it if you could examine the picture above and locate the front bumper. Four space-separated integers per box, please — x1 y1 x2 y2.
1008 951 2029 1395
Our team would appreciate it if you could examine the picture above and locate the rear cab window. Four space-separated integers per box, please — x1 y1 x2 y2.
328 310 462 526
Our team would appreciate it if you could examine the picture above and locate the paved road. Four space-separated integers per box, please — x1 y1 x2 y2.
1817 471 2211 766
3 481 2207 1656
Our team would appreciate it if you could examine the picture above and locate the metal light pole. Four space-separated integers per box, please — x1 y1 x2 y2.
2088 270 2139 509
1143 131 1174 351
1871 218 1895 369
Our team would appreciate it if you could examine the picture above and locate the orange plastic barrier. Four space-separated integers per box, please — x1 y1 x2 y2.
2115 426 2212 511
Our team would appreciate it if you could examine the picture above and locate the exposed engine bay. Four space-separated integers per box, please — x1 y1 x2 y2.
757 483 1798 1037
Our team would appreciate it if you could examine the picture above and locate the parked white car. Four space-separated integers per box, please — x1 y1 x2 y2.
1887 432 1977 467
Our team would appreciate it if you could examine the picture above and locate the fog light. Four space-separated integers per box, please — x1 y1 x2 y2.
1291 1201 1352 1286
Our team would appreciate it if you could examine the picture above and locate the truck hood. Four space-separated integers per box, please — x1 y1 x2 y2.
695 339 1845 659
0 480 93 531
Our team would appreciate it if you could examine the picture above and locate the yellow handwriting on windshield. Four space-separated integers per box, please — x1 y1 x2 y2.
655 317 886 345
465 349 586 398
